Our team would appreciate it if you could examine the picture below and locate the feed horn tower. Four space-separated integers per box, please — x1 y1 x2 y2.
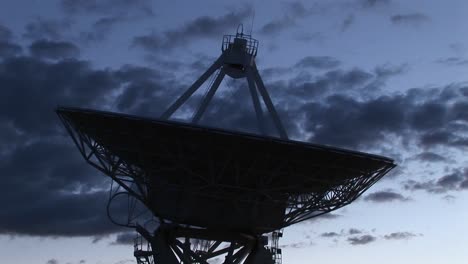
57 26 395 264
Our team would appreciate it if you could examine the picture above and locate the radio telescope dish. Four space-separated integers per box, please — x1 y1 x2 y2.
58 27 395 264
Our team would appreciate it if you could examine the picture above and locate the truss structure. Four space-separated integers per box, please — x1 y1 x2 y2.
57 107 394 229
57 27 396 264
161 29 288 139
133 225 275 264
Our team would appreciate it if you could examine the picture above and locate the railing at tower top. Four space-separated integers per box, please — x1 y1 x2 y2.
222 33 259 57
134 234 154 264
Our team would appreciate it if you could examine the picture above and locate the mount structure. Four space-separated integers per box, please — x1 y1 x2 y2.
57 26 396 264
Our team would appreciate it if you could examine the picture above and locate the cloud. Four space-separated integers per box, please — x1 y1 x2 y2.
60 0 153 16
47 259 59 264
412 152 447 162
295 56 341 69
29 39 80 59
81 13 153 43
1 31 467 239
403 169 468 194
0 40 182 236
321 232 340 238
347 235 377 245
449 43 466 54
360 0 391 8
80 16 125 42
0 24 13 41
133 8 250 52
293 31 325 43
319 228 420 245
23 17 72 40
259 2 313 35
112 232 135 245
341 14 355 32
390 13 430 26
384 232 418 240
281 241 314 248
293 83 467 149
374 63 409 79
0 41 22 58
435 57 468 67
364 190 410 202
348 228 363 235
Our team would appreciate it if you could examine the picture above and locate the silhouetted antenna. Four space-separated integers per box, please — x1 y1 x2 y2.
249 1 256 35
237 23 244 35
57 26 396 264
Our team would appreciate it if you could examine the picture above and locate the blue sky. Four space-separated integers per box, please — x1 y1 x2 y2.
0 0 467 264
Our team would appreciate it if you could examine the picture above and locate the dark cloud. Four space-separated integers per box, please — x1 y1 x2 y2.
347 235 377 245
348 228 363 235
293 31 325 43
419 130 452 147
29 40 80 59
410 102 447 131
0 24 13 41
259 2 312 35
46 259 59 264
81 13 153 43
384 232 418 240
360 0 392 8
435 57 468 67
364 190 409 202
23 17 72 40
300 94 405 148
374 63 409 79
294 83 467 149
0 41 22 58
1 28 467 240
390 13 430 26
0 57 120 137
295 56 341 69
341 14 355 32
60 0 153 16
180 57 465 150
321 232 340 238
404 169 468 194
0 40 181 236
281 241 314 249
273 67 376 104
112 232 135 245
133 8 250 52
320 228 420 244
80 16 125 42
412 152 447 162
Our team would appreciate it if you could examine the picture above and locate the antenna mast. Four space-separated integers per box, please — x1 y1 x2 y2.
249 1 256 35
161 26 288 139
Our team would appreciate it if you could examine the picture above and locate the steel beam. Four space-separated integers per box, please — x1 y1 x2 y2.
246 67 266 135
252 64 288 139
161 54 225 120
192 68 226 124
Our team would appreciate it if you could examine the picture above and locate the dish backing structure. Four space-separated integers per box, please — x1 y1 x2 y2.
57 26 395 264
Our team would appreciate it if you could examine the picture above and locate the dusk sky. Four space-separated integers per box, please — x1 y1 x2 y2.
1 0 468 264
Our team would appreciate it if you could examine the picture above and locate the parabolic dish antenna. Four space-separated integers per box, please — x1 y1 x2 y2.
58 26 395 264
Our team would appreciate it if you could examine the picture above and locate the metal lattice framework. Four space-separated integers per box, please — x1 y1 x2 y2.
57 27 395 264
57 107 394 232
